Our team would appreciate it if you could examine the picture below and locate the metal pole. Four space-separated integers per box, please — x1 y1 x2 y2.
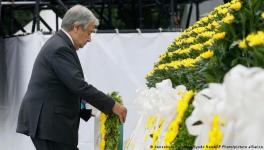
39 16 52 32
186 2 193 29
1 1 49 5
138 0 143 28
169 0 175 29
56 13 59 32
32 0 40 32
36 0 40 31
108 0 112 27
0 0 3 36
55 0 68 12
10 4 14 34
195 1 199 21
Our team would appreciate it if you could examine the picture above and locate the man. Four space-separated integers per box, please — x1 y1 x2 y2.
16 5 127 150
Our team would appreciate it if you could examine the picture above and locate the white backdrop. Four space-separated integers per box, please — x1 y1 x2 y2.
0 31 179 150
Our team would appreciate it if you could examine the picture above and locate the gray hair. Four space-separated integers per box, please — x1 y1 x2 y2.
61 5 99 31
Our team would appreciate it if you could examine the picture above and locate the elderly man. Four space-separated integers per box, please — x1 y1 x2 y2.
16 5 127 150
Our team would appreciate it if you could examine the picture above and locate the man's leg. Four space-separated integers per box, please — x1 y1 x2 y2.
31 137 79 150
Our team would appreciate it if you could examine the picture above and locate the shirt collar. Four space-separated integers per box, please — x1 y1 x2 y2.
61 28 74 46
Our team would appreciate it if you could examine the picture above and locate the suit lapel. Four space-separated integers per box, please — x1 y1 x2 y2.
57 30 84 78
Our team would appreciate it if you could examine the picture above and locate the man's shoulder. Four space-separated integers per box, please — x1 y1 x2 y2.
43 34 72 52
46 33 67 48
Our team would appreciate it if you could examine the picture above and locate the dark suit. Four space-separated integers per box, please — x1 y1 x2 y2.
16 30 115 147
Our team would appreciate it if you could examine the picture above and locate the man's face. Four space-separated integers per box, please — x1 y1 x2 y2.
73 22 95 50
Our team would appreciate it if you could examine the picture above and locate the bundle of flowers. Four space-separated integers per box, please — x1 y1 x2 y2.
145 0 264 148
125 79 194 150
186 65 264 149
99 92 123 150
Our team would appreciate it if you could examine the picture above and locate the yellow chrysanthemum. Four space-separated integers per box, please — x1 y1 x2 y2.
222 13 235 24
239 39 247 49
213 32 226 40
175 48 190 55
100 140 105 150
218 8 228 15
200 17 209 23
261 12 264 20
223 2 231 8
175 40 183 46
208 14 214 20
204 39 214 46
185 37 195 44
203 115 223 150
206 24 213 30
200 31 215 38
150 118 164 150
100 113 108 150
200 50 214 59
230 2 241 11
212 21 221 29
163 91 194 146
246 31 264 47
193 27 206 34
190 44 203 51
146 49 214 78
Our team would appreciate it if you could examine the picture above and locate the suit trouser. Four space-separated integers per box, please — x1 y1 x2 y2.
31 137 79 150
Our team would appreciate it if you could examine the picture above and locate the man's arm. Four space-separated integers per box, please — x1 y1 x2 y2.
51 47 114 114
51 47 127 121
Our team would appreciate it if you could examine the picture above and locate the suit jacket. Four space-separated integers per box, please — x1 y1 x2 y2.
16 30 115 146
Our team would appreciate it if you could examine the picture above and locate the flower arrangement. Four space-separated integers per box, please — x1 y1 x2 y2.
99 92 123 150
203 115 223 150
187 65 264 147
125 79 193 150
163 90 194 148
145 0 264 148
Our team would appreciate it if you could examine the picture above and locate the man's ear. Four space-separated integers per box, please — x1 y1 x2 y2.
72 25 80 33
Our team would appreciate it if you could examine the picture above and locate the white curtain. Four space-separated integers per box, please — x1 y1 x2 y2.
0 31 179 150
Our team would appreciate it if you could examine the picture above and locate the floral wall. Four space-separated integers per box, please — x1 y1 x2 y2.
145 0 264 148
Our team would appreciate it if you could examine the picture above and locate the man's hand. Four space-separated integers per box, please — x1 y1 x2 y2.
112 102 127 124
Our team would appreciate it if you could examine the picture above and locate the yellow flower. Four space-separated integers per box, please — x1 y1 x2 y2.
100 113 108 150
230 2 241 11
222 13 235 24
190 44 203 51
150 118 164 150
212 21 221 29
223 2 231 8
200 31 215 38
193 27 206 34
185 37 195 44
200 50 214 59
163 91 194 146
203 115 223 150
218 8 229 15
200 17 209 23
207 24 213 30
145 70 154 78
239 39 247 49
146 48 214 77
208 14 214 20
100 113 107 122
204 39 214 46
246 31 264 47
100 140 105 150
159 53 166 60
213 32 226 40
261 12 264 20
175 48 190 55
175 40 183 46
